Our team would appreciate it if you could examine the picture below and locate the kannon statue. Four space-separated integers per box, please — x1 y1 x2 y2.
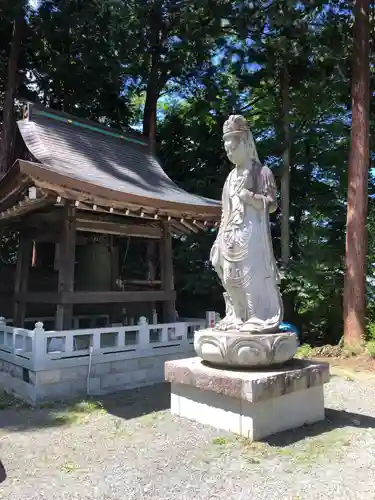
210 115 283 333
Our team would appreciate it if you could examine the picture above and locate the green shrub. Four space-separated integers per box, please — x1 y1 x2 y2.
367 341 375 358
342 343 365 357
295 343 313 359
366 322 375 341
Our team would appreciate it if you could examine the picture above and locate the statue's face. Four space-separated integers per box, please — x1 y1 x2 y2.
223 134 246 166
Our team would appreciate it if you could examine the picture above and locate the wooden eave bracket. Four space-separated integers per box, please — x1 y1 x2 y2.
48 192 218 235
0 192 54 223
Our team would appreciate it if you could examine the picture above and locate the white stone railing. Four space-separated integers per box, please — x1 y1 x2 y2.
0 319 35 369
0 317 205 371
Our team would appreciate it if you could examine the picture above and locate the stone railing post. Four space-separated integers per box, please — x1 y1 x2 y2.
32 321 45 371
137 320 150 350
176 322 187 342
0 317 6 348
92 328 101 351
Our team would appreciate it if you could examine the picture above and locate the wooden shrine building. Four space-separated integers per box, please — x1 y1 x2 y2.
0 103 220 330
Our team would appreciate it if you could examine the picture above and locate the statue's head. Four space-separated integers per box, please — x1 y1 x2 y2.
222 115 258 166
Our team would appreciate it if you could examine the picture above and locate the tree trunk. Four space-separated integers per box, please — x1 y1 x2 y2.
280 64 291 267
343 0 370 345
142 3 163 305
143 84 158 152
142 2 163 152
0 14 24 174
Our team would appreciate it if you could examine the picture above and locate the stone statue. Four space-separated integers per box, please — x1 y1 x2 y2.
210 114 283 333
194 115 298 367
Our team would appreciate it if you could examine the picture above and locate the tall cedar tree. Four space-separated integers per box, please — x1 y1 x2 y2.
343 0 371 345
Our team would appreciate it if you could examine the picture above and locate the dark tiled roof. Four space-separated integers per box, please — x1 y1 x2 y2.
16 104 220 217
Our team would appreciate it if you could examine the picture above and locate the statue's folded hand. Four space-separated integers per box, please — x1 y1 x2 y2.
238 188 253 202
239 189 265 210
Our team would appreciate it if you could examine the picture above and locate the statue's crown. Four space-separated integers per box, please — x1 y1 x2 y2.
223 114 249 137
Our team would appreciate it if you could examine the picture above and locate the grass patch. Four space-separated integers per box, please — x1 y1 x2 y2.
342 343 365 357
295 343 313 359
0 391 29 410
367 340 375 358
53 413 83 425
286 429 352 464
296 342 368 360
138 411 166 426
203 426 354 469
49 398 107 426
212 436 228 445
237 438 271 456
235 428 352 467
245 456 261 464
234 437 273 464
112 418 134 437
71 400 106 413
60 461 79 474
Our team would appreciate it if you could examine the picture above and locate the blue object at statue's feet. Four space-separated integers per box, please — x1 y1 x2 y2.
279 322 300 340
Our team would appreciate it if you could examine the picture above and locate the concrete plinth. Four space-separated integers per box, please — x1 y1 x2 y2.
165 357 330 441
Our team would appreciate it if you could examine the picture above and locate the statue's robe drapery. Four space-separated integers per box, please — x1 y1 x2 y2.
210 161 283 332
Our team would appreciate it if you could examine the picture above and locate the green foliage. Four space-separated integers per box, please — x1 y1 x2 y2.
0 230 18 265
342 343 365 357
366 322 375 341
366 341 375 358
295 344 313 359
27 0 134 126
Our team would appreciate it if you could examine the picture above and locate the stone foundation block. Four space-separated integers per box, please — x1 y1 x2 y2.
101 372 132 389
0 372 36 404
88 377 101 394
92 362 111 377
37 369 61 385
146 367 165 383
38 381 80 399
138 357 156 369
132 369 148 383
59 366 88 381
165 357 330 441
110 359 138 373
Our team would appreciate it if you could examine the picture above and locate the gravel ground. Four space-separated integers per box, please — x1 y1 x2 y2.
1 374 375 500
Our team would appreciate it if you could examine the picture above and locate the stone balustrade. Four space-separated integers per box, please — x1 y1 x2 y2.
0 316 205 403
0 317 203 370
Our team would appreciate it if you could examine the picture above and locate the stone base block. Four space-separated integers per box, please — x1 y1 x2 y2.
165 357 329 441
194 328 298 367
0 347 195 405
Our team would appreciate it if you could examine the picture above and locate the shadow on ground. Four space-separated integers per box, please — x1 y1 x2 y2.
101 384 375 449
1 383 375 446
0 460 6 483
0 383 170 432
100 383 170 420
263 408 375 447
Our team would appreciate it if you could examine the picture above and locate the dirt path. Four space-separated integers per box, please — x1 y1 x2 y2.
315 355 375 381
